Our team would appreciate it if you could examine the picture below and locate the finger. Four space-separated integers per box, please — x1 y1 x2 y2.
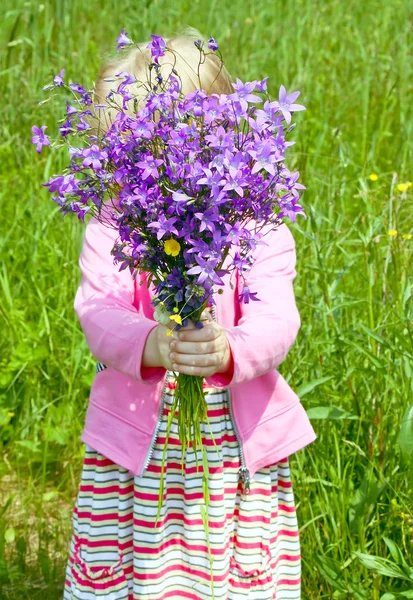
170 339 218 355
178 323 220 342
170 352 220 369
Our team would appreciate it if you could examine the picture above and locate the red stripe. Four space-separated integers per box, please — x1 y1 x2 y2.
133 561 229 583
155 433 237 447
229 571 274 589
146 459 240 474
79 484 134 495
134 536 230 556
271 552 302 565
75 509 133 523
134 486 238 503
83 456 116 468
163 406 228 419
71 567 126 590
270 529 300 541
134 510 235 530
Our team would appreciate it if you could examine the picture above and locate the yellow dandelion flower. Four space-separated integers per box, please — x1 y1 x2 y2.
407 181 412 188
388 229 398 237
164 238 181 256
397 183 409 192
402 233 412 240
169 314 182 325
368 173 379 181
166 329 173 337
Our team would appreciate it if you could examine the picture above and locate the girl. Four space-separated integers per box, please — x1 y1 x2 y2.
64 30 317 600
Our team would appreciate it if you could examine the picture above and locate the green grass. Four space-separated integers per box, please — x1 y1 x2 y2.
1 0 413 598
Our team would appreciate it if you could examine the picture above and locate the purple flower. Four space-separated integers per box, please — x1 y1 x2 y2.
31 125 50 153
43 174 78 194
146 34 166 63
148 214 179 240
270 85 306 125
116 29 133 52
222 168 248 197
69 82 87 95
66 100 77 116
231 78 262 111
278 194 306 222
224 222 247 245
237 285 260 304
130 118 155 140
136 155 163 180
53 69 65 87
278 168 306 198
196 168 224 197
82 145 108 170
193 207 219 233
205 126 233 150
255 77 269 93
70 201 91 222
248 141 277 176
59 119 74 137
187 256 226 287
208 37 219 51
194 39 203 49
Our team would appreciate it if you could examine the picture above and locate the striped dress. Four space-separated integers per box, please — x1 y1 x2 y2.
63 372 301 600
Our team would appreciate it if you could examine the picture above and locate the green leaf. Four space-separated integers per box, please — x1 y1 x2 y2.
314 555 368 599
0 408 13 426
307 406 357 420
354 552 411 581
347 340 384 369
398 405 413 458
43 490 59 502
5 528 15 544
382 537 412 574
349 470 388 532
296 376 334 398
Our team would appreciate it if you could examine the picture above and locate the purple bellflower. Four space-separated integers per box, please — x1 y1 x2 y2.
31 125 50 153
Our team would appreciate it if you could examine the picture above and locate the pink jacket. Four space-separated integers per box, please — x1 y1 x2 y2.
74 215 316 485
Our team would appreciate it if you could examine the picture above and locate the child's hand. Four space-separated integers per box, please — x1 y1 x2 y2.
167 309 232 377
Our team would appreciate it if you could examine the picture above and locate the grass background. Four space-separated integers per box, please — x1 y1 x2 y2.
1 0 413 597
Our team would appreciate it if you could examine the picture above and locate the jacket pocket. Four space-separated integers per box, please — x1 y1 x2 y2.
69 539 129 599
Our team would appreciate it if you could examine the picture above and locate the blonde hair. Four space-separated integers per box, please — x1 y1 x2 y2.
91 28 233 133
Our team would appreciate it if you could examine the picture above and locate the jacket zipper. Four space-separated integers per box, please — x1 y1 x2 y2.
140 370 170 475
210 301 251 495
95 361 171 476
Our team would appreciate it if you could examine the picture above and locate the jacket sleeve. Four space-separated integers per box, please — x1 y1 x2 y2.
205 223 301 389
73 214 166 385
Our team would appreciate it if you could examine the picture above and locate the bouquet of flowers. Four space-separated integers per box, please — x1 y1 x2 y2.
32 31 306 555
